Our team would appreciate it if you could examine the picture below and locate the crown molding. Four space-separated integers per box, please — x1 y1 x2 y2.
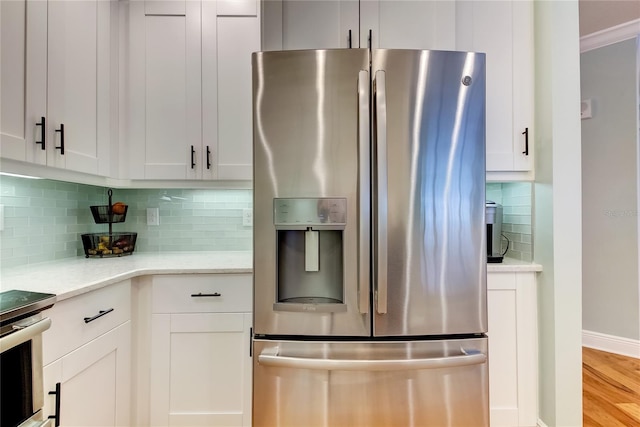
580 19 640 52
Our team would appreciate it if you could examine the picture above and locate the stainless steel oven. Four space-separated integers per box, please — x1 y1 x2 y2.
1 290 56 427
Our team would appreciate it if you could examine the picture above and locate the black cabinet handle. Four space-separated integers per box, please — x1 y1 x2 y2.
55 124 64 155
84 308 114 324
368 29 372 49
348 30 352 49
191 145 196 169
191 292 221 298
206 146 211 169
36 117 46 150
522 127 529 156
48 382 61 427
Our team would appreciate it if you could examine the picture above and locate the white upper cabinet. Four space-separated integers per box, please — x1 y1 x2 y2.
47 0 111 176
360 0 456 50
0 0 41 162
263 0 455 51
0 0 113 177
208 0 260 181
262 0 358 50
456 0 534 175
127 0 259 181
128 0 204 180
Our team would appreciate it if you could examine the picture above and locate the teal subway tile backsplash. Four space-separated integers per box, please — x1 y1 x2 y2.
0 176 252 269
1 175 533 269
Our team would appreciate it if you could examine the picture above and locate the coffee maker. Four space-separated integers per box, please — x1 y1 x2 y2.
486 201 504 263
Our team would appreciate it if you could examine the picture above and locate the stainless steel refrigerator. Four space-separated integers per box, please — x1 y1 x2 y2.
252 48 488 427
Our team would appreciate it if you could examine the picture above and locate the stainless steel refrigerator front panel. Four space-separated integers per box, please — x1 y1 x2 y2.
252 49 371 336
253 338 489 427
371 50 487 336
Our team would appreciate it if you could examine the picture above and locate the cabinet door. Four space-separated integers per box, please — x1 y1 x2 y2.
47 0 111 176
262 0 358 50
202 2 259 181
487 272 538 427
215 15 260 180
487 283 519 426
456 0 534 172
43 322 131 427
128 0 202 180
1 0 47 164
361 0 456 50
150 313 252 427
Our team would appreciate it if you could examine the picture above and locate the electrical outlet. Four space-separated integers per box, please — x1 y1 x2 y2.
242 209 253 226
147 207 160 226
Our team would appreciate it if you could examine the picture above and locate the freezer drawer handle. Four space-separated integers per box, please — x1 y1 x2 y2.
258 348 486 371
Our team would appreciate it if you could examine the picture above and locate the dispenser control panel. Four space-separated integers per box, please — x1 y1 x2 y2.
274 198 347 226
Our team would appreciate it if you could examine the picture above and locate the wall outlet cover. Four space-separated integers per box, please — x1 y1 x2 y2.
242 209 253 227
581 99 593 119
147 207 160 226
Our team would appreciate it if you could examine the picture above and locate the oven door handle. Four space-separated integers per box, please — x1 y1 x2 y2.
0 317 52 353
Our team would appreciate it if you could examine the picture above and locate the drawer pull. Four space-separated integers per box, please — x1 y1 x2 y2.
191 292 221 298
84 308 114 324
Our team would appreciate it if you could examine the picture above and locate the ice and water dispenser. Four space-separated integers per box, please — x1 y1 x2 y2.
274 198 347 312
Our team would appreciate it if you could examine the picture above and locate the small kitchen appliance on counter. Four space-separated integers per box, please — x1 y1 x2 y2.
486 201 504 263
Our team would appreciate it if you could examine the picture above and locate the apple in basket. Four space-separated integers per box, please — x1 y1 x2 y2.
112 202 126 215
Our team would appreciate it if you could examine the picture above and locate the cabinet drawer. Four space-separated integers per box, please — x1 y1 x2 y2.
42 280 131 366
152 274 252 313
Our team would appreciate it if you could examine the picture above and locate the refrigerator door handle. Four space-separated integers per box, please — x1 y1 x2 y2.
258 347 486 371
374 70 388 314
358 70 371 314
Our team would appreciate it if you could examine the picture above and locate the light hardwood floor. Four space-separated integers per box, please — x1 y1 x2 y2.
583 347 640 426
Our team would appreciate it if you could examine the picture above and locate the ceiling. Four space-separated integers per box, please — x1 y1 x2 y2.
579 0 640 36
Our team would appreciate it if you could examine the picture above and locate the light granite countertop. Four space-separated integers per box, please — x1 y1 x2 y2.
1 252 540 302
487 257 543 273
0 251 252 301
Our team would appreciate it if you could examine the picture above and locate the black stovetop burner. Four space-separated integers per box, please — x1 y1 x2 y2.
0 289 56 325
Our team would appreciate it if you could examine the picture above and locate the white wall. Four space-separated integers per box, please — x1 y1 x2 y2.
533 1 584 426
581 38 639 343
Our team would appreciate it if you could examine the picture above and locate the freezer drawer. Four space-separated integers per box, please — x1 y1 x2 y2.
253 337 489 427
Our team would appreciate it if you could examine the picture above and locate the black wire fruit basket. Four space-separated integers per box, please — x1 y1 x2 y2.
82 189 137 258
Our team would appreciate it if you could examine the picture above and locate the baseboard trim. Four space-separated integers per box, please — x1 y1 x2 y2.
580 19 640 52
582 330 640 359
537 419 549 427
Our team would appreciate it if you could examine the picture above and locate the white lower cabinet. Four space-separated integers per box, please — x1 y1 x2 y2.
43 322 131 427
487 271 538 427
147 274 253 427
38 270 535 427
42 280 132 427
